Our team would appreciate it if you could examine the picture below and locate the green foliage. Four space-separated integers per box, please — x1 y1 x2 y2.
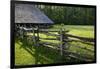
37 5 95 25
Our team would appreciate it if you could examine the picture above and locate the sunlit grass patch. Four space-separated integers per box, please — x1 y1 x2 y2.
15 25 95 65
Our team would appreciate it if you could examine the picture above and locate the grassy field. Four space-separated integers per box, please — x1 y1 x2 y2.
15 25 95 65
53 25 94 38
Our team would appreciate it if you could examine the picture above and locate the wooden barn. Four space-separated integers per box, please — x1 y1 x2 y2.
15 4 54 28
15 3 54 39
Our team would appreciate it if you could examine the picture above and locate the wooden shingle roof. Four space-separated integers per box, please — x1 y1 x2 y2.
15 4 54 24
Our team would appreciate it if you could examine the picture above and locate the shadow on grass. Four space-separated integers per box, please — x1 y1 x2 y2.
17 37 67 65
15 36 95 65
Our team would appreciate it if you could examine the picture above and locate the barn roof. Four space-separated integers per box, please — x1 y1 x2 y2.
15 4 54 24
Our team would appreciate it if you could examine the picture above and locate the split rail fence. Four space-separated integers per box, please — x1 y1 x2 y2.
16 27 95 62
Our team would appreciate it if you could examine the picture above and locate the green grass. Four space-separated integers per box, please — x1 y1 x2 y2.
15 25 95 65
15 39 64 65
15 40 35 65
52 25 94 38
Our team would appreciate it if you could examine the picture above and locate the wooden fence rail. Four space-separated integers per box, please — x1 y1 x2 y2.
18 27 95 62
66 39 94 45
40 43 93 61
64 34 94 42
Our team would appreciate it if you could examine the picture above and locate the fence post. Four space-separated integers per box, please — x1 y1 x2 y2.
32 28 36 46
32 26 40 46
59 29 65 61
36 25 40 46
32 26 40 64
59 29 63 56
20 25 24 41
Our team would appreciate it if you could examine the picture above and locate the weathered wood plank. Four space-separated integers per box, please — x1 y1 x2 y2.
42 32 60 36
40 38 57 40
41 44 93 61
65 34 94 42
40 41 60 46
65 39 94 45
